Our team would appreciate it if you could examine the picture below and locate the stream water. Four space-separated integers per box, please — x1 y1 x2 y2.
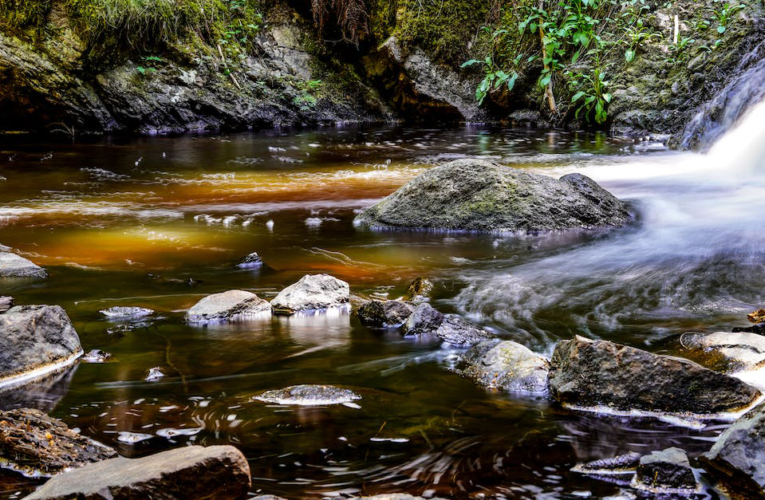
0 120 762 498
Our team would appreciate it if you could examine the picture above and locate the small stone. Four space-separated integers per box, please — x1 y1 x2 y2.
255 385 361 406
270 274 350 315
402 277 433 303
25 445 251 500
99 306 154 320
237 252 263 269
186 290 271 324
358 300 415 327
631 448 698 494
145 367 165 382
81 350 112 364
0 252 47 279
748 309 765 324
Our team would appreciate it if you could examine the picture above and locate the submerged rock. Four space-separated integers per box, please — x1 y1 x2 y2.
358 300 415 327
572 452 643 476
186 290 271 324
355 160 630 233
26 445 251 500
255 385 361 406
0 296 12 313
99 306 154 320
81 350 112 364
0 252 47 278
0 408 116 477
237 252 263 269
458 340 550 393
548 336 761 415
402 277 433 304
270 274 350 315
701 403 765 498
631 448 699 495
0 305 83 388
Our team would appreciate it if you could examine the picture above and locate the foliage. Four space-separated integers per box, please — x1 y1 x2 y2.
567 67 612 123
311 0 368 46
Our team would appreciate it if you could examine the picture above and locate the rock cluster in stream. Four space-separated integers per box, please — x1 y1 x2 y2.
355 160 631 233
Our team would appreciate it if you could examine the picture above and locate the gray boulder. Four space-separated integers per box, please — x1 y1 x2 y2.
549 336 761 415
237 252 263 269
26 445 251 500
0 252 47 278
631 448 699 494
355 160 630 233
186 290 271 324
358 300 415 327
458 340 550 393
0 305 82 388
701 403 765 498
402 303 444 336
271 274 350 315
0 408 116 478
402 304 493 347
572 452 643 476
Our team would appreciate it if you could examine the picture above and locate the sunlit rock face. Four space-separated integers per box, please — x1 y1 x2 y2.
186 290 271 324
356 160 630 233
0 252 47 278
271 274 350 315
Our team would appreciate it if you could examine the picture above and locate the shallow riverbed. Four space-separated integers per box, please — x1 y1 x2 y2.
0 126 760 498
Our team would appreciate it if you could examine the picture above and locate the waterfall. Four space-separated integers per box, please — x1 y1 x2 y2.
706 97 765 171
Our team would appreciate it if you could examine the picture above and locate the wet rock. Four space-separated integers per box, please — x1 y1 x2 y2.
255 385 361 406
734 323 765 335
679 331 765 385
701 402 765 498
144 367 165 382
270 274 350 315
402 303 444 336
548 336 761 415
99 306 154 320
435 315 494 347
458 340 550 393
355 160 630 233
402 277 433 303
237 252 263 269
186 290 271 324
358 300 415 328
748 309 765 324
0 305 82 388
81 350 112 364
26 445 251 500
572 452 643 475
0 252 47 278
631 448 699 494
0 296 12 313
0 408 116 477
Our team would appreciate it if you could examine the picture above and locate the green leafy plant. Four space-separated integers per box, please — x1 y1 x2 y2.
568 67 612 124
462 56 518 105
623 20 660 63
711 1 745 33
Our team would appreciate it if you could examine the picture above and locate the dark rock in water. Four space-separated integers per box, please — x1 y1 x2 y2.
435 315 495 347
355 160 630 233
0 408 116 477
255 385 361 406
358 300 415 327
733 323 765 335
402 277 433 303
631 448 699 494
186 290 271 324
81 350 112 364
701 403 765 498
572 452 643 476
458 340 549 393
99 306 154 320
548 336 761 415
748 309 765 324
271 274 350 315
145 367 165 382
0 252 47 279
237 252 263 269
26 445 251 500
0 296 12 313
0 305 82 388
402 303 444 336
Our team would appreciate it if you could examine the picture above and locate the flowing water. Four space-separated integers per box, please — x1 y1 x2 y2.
0 121 763 499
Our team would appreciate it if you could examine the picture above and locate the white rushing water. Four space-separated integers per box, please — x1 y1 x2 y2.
455 96 765 350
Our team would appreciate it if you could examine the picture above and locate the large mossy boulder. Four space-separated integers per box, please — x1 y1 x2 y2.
701 403 765 498
26 445 251 500
355 160 630 232
0 305 82 387
548 336 761 415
